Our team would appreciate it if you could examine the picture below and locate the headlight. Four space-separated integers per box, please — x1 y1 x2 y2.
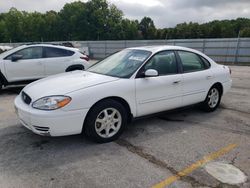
32 96 71 110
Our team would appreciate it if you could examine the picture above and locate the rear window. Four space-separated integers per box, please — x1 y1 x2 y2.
44 47 74 58
201 56 211 69
178 51 205 73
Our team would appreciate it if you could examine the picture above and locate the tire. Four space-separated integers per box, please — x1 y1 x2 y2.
66 65 84 72
67 68 84 72
0 80 2 92
201 86 222 112
84 99 128 143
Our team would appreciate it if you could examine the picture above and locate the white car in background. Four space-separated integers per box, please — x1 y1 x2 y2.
0 44 90 90
14 46 232 143
0 45 13 53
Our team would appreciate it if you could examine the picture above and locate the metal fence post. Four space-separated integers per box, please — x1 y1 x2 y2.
104 41 107 58
86 41 90 57
234 37 240 64
202 39 206 53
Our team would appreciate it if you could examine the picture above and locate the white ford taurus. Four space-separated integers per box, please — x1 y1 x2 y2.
15 46 232 143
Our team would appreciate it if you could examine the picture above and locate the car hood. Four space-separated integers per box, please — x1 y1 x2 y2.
23 71 119 101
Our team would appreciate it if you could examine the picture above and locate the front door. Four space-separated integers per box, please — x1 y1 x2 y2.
4 47 44 82
135 51 182 116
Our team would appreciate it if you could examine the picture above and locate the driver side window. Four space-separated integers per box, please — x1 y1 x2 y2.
7 47 43 60
144 51 177 76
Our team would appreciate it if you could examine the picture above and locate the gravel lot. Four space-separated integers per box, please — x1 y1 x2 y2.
0 66 249 188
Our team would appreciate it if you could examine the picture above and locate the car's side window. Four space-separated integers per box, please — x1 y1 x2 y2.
44 47 74 58
6 47 43 60
178 51 206 73
144 51 177 76
201 56 211 69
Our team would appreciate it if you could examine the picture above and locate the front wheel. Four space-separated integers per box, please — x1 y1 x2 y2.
84 99 128 143
201 86 222 112
0 80 3 92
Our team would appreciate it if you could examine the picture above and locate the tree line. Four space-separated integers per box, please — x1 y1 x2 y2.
0 0 250 43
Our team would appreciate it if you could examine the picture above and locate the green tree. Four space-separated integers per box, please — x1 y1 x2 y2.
59 1 87 40
119 19 140 39
240 27 250 37
85 0 109 40
99 4 124 40
1 1 250 42
22 11 46 42
0 20 5 42
3 8 24 42
139 17 156 39
43 11 60 41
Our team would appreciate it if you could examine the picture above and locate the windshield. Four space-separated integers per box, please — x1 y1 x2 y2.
88 49 152 78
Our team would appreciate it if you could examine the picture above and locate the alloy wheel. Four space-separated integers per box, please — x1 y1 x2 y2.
95 108 122 138
208 88 219 108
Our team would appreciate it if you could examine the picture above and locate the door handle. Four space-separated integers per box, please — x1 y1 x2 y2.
173 80 181 84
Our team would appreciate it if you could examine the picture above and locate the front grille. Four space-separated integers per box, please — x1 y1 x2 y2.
22 92 32 105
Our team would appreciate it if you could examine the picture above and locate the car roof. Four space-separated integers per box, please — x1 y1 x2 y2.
128 45 217 68
20 44 79 51
0 44 80 58
128 45 202 54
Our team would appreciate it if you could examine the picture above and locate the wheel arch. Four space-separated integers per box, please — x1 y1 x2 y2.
211 82 223 95
0 70 8 86
82 96 133 133
65 64 85 72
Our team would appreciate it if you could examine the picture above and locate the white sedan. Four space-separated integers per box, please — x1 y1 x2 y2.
14 46 232 143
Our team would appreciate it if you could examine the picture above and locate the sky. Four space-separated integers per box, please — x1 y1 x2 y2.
0 0 250 28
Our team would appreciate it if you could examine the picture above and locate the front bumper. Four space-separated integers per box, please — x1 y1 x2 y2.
14 94 89 137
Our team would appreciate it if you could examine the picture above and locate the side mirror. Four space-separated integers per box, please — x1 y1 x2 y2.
11 54 23 62
144 69 159 77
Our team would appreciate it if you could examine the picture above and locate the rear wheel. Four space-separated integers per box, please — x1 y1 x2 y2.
66 65 85 72
84 99 127 143
201 86 222 112
69 67 84 71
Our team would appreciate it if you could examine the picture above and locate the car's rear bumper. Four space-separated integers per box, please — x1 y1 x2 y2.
14 94 89 137
222 79 232 95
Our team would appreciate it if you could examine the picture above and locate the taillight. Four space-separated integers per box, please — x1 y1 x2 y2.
80 56 89 61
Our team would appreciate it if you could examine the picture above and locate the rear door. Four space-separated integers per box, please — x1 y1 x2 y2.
43 47 75 76
177 51 213 106
4 47 44 82
135 51 183 116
